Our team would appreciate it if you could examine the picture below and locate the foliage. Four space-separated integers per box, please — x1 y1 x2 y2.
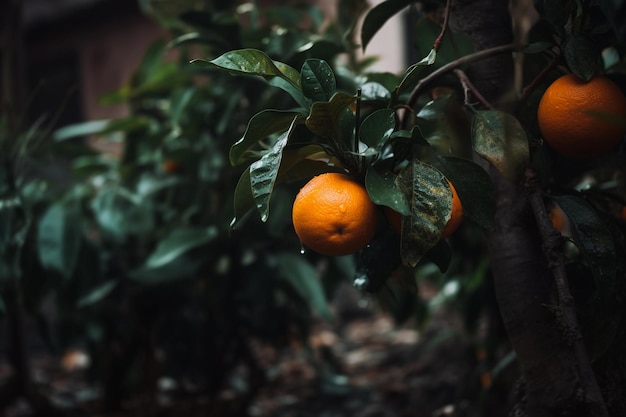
2 0 626 415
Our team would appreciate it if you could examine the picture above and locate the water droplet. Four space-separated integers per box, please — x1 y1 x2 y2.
300 242 306 255
353 274 368 289
261 213 268 222
339 203 346 213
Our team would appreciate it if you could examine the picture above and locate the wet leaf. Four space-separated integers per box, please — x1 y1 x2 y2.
396 160 451 267
301 59 336 102
193 49 309 108
230 110 304 166
472 110 529 182
250 117 300 221
365 165 410 215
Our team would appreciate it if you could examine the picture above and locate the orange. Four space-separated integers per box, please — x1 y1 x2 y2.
537 73 626 159
292 173 378 256
549 205 567 233
162 159 182 173
441 180 463 238
384 180 463 238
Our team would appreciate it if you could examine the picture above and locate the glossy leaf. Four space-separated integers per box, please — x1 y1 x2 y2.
472 110 529 182
359 108 396 149
37 199 83 279
276 252 333 321
192 49 309 108
145 226 219 268
230 110 304 166
396 160 451 267
301 59 336 102
250 117 300 221
361 0 416 52
305 92 355 139
365 164 409 215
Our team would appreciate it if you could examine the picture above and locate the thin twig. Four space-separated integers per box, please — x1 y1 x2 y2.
524 168 609 417
433 0 452 52
520 57 559 102
453 69 494 109
403 43 521 127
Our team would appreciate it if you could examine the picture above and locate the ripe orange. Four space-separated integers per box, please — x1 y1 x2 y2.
162 159 182 174
292 173 378 256
441 180 463 238
549 205 567 233
537 73 626 159
384 180 463 238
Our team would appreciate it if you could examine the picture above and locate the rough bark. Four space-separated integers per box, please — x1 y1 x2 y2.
448 0 514 106
449 0 608 415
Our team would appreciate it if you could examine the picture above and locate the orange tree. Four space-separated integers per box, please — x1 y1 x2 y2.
196 0 626 415
1 0 626 416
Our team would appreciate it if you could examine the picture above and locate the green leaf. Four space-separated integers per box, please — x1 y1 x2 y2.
359 108 396 149
472 110 529 182
395 48 436 96
53 120 111 141
434 156 495 230
129 254 204 285
361 0 416 52
192 49 309 108
37 199 83 279
301 59 336 102
145 226 219 268
230 110 303 166
562 34 600 81
77 281 118 308
415 95 473 158
365 164 410 215
250 117 300 221
231 167 255 230
90 188 154 241
396 160 451 267
276 252 333 321
169 87 196 132
305 92 356 139
230 147 335 229
133 39 167 86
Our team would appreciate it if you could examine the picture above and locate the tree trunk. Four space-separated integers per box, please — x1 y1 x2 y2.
449 0 609 415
